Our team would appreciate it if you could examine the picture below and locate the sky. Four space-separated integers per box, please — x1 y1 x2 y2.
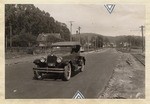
34 4 145 36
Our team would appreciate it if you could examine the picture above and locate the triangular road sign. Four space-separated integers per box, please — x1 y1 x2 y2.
72 90 85 99
104 4 115 14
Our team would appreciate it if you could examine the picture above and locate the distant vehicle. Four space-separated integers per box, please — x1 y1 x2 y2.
33 42 86 81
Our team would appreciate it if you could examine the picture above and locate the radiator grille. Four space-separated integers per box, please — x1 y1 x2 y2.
47 55 57 63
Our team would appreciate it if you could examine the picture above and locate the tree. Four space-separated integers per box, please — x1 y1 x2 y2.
5 4 70 47
115 35 143 48
12 29 37 47
97 35 103 48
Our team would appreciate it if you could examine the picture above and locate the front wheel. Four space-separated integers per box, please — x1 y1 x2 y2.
33 71 43 80
62 63 71 81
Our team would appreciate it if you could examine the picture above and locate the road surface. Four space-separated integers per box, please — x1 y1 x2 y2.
5 48 119 99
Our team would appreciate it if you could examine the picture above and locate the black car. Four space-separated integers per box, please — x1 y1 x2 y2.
33 42 86 81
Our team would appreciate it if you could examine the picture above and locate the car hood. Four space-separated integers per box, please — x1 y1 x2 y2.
47 53 72 61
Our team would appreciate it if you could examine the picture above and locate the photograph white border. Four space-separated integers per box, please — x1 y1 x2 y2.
0 0 150 104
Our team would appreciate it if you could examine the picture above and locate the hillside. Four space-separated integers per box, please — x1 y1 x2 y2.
106 36 116 43
72 33 103 41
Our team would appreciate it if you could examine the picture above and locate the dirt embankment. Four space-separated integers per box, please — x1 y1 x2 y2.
99 51 145 99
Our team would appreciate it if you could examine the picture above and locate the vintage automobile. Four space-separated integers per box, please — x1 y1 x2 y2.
33 42 86 81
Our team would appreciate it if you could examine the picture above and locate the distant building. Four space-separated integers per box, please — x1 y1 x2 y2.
119 42 130 47
37 33 61 47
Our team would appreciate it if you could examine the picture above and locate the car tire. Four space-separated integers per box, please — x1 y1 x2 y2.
62 63 71 81
33 71 43 80
80 60 85 72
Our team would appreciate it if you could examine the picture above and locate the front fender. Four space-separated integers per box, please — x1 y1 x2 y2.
33 59 40 64
62 60 70 66
33 59 47 67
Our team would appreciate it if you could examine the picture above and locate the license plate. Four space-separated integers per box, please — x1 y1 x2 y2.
48 63 55 66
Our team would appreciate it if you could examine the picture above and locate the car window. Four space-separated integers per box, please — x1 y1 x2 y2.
51 46 72 54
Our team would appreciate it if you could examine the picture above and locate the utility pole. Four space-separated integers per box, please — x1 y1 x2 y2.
69 21 74 41
129 36 131 52
87 36 89 52
78 26 81 43
140 25 144 52
76 30 78 41
95 36 97 50
78 26 81 34
9 22 12 48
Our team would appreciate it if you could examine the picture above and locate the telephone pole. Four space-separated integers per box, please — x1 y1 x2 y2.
95 36 97 50
78 26 81 34
9 22 12 48
69 21 74 41
78 26 81 43
87 36 89 52
139 25 144 52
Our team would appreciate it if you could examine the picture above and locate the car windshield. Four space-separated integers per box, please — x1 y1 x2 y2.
51 46 72 54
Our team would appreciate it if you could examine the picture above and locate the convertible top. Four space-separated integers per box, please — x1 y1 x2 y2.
51 41 81 47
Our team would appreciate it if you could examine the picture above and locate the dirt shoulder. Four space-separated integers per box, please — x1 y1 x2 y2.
99 51 145 99
5 54 47 66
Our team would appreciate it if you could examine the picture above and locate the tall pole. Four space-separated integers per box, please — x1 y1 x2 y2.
129 36 131 52
78 26 81 34
140 25 144 52
78 26 81 43
9 22 12 48
76 30 78 41
69 21 74 41
95 36 97 50
87 36 89 52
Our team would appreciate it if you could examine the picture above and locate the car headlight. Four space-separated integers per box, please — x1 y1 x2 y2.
57 57 62 63
40 57 46 63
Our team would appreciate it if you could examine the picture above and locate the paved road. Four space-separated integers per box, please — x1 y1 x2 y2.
5 48 119 99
